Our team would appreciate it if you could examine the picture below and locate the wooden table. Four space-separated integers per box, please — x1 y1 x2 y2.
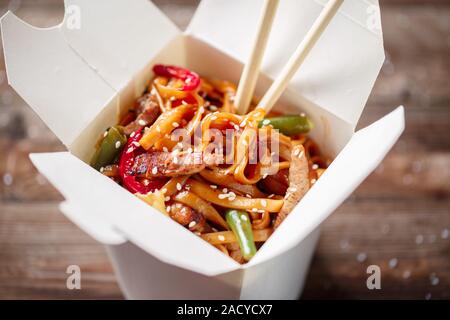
0 0 448 299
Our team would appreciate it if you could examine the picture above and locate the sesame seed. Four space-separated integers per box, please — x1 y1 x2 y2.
312 164 319 170
245 194 252 198
262 119 270 126
132 141 140 147
170 96 176 101
188 221 197 228
103 131 108 137
209 105 218 111
218 194 229 199
163 147 169 153
138 119 146 126
211 116 217 120
173 157 178 164
268 194 274 198
176 183 182 191
261 200 267 207
99 167 105 173
252 208 258 212
126 147 134 154
130 132 135 138
156 125 161 132
287 186 297 193
263 173 268 179
115 141 121 149
172 122 179 128
152 167 158 175
143 180 150 186
161 188 167 194
166 205 171 213
222 188 228 193
241 215 248 221
181 100 188 105
218 235 225 241
228 192 236 201
210 185 217 189
311 178 317 184
293 148 300 156
165 196 170 202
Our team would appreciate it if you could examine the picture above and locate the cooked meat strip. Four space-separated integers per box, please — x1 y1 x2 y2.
168 201 211 233
123 93 161 135
274 145 309 228
131 151 204 177
131 151 222 178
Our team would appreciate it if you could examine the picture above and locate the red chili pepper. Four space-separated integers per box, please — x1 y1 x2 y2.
153 64 200 92
119 129 166 194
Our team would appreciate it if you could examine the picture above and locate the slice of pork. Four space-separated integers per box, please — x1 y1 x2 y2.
123 93 161 135
274 145 309 228
131 151 207 178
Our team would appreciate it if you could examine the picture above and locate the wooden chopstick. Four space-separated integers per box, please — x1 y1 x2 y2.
257 0 344 113
235 0 279 115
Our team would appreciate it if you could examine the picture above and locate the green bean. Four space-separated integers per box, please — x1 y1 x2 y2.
259 114 313 136
225 209 257 261
90 126 127 171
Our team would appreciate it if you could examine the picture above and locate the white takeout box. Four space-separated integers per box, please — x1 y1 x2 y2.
1 0 404 299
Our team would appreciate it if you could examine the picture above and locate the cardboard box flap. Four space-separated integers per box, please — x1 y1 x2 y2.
249 106 405 266
30 152 240 276
59 201 126 245
188 0 384 127
0 12 116 146
62 0 179 90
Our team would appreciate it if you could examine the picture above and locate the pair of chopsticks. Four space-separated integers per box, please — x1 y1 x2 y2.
235 0 344 115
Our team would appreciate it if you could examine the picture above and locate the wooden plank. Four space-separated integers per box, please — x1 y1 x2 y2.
0 202 123 299
302 199 450 299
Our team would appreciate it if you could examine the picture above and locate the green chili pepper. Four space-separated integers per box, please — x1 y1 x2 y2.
225 209 257 261
259 115 313 136
90 126 127 171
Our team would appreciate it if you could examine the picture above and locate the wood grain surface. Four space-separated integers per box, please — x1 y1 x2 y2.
0 0 448 300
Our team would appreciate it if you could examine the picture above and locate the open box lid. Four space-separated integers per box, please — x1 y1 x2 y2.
188 0 384 128
1 0 178 146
